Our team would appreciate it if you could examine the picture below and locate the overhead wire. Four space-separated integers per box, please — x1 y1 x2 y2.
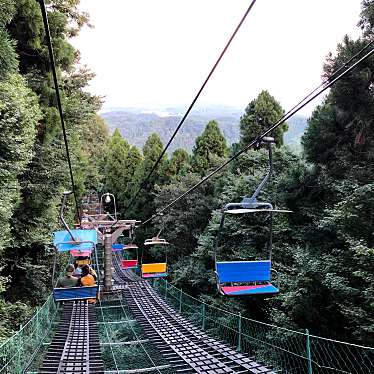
124 0 258 212
39 0 81 223
142 43 374 226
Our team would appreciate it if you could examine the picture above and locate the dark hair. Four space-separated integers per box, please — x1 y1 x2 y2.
81 265 90 276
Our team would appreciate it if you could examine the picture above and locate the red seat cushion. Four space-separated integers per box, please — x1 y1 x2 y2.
221 283 279 296
121 260 138 269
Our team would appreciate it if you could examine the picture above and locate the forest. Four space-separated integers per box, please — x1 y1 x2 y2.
0 0 373 352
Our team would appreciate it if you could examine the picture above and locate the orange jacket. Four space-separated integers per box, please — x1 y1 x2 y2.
80 274 96 303
80 273 95 286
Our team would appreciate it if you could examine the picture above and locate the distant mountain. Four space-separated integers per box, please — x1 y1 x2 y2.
101 106 308 154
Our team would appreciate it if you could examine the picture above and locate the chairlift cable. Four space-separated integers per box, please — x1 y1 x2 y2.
39 0 81 223
124 0 258 213
142 45 374 226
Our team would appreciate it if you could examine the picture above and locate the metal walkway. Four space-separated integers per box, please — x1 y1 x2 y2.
39 301 104 374
113 255 277 374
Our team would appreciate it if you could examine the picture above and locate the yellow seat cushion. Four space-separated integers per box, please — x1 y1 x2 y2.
142 263 167 274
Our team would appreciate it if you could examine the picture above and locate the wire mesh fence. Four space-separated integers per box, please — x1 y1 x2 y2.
152 278 374 374
0 295 59 374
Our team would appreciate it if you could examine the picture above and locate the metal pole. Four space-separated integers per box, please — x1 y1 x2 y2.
306 329 313 374
201 303 206 330
237 313 242 352
179 288 183 313
104 232 112 291
165 279 168 298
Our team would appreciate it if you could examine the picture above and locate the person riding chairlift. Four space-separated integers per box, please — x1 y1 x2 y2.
79 265 97 303
73 261 82 277
57 264 78 288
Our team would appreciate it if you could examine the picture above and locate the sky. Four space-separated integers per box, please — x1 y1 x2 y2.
72 0 362 115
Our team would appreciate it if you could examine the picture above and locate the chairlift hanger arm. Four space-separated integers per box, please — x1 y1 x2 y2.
213 212 226 265
59 191 76 242
249 139 274 203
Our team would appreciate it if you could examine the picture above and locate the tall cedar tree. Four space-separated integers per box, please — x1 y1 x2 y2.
120 145 143 208
168 148 190 178
192 120 228 175
239 90 288 147
104 128 130 209
128 133 169 223
0 0 106 338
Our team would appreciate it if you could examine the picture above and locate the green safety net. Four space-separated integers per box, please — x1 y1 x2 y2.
151 278 374 374
97 294 174 373
0 295 59 374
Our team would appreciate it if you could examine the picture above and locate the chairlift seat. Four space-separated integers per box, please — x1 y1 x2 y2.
215 260 279 296
220 284 279 296
144 237 169 246
53 286 98 302
141 263 167 278
121 260 138 269
226 208 292 214
112 243 124 252
70 250 91 257
54 230 97 252
124 244 139 250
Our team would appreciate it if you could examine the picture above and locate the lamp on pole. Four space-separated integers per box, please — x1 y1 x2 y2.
100 192 116 291
100 192 117 220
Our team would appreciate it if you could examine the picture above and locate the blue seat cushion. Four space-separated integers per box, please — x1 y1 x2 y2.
221 283 279 296
216 260 271 283
53 286 98 302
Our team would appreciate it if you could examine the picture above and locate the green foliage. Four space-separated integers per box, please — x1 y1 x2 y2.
0 299 32 339
121 145 143 206
239 90 288 146
0 0 17 78
192 120 227 175
0 29 17 79
133 133 168 220
0 74 39 175
359 0 374 36
303 37 374 183
80 114 109 190
104 129 130 206
154 173 215 267
0 0 101 341
0 74 40 252
168 148 189 177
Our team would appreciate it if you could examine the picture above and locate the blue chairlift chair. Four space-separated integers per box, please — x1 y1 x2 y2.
214 137 291 297
52 191 99 302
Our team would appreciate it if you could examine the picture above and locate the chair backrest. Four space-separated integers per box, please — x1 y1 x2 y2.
54 230 97 252
121 260 138 269
53 286 98 302
216 260 271 283
112 244 124 252
141 263 167 274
